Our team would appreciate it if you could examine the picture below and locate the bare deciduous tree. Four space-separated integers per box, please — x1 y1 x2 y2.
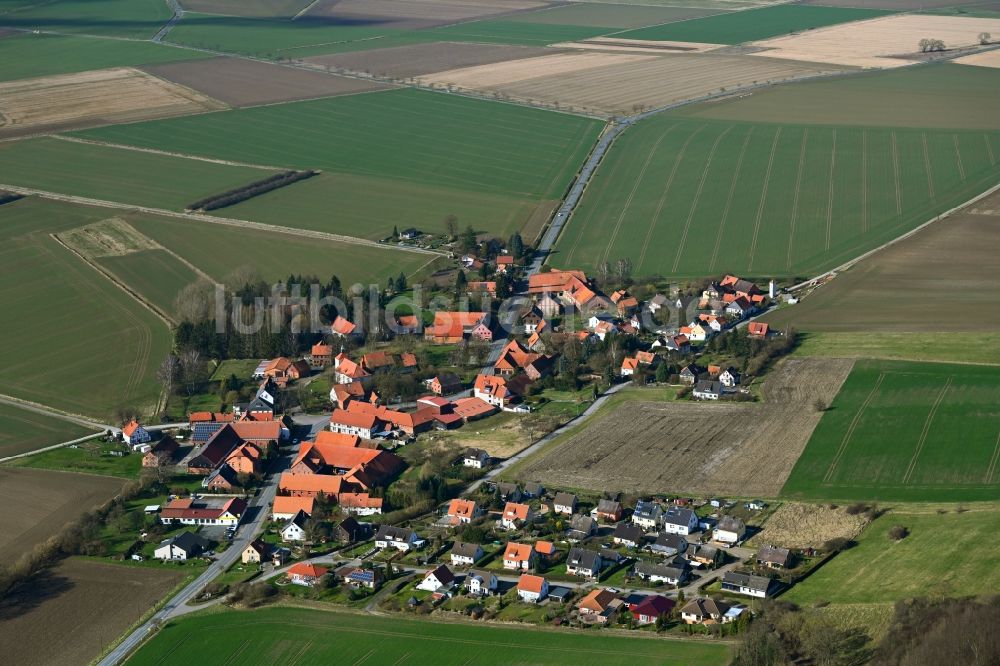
156 354 180 398
179 350 206 396
979 32 992 45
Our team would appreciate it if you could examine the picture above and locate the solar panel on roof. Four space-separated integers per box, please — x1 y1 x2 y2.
192 422 223 442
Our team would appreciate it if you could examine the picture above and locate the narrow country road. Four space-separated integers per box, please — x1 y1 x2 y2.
152 0 183 43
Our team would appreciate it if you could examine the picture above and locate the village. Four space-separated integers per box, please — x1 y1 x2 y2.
89 246 819 641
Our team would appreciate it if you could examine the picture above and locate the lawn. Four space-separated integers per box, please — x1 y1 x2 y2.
0 33 206 82
210 359 263 382
559 115 1000 279
125 213 437 288
0 198 171 419
0 0 174 39
129 607 732 665
75 87 601 199
9 438 143 478
784 506 1000 605
99 249 201 318
614 5 892 44
0 402 96 458
0 138 279 211
781 360 1000 502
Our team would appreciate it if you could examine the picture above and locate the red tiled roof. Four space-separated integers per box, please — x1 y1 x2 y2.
518 574 546 593
288 562 328 578
332 316 356 335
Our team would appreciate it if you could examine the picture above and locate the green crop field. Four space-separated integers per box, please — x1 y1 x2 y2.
0 33 205 82
98 249 201 318
614 4 891 43
792 332 1000 367
75 88 602 238
0 402 96 459
673 64 1000 131
0 198 170 418
423 19 612 46
0 138 278 212
781 360 1000 502
130 607 732 665
504 3 727 29
784 506 1000 605
0 0 174 39
125 214 438 287
559 116 1000 278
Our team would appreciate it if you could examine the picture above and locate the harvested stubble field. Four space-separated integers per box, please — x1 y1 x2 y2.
0 137 278 212
514 358 854 497
784 505 1000 605
0 67 225 137
0 33 206 82
129 606 732 665
615 4 891 44
748 13 1000 68
674 63 1000 130
0 403 95 459
747 502 869 549
74 88 601 238
560 115 1000 278
0 198 170 417
0 467 122 561
304 41 562 78
422 51 843 116
782 360 1000 502
763 188 1000 333
142 57 389 107
0 558 186 666
954 48 1000 69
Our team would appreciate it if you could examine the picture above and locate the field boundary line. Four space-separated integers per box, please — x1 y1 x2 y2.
638 125 705 272
787 179 1000 292
0 184 445 257
786 128 808 269
922 133 936 198
984 429 1000 484
861 129 868 233
953 134 966 181
392 653 412 666
901 376 953 484
986 134 996 166
292 0 321 20
0 393 105 432
710 127 752 273
747 127 781 272
891 130 902 215
822 372 885 483
825 128 837 251
671 125 733 273
597 126 674 266
50 135 288 171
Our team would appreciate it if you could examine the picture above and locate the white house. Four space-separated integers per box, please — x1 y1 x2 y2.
281 510 309 542
416 564 456 593
375 525 424 552
466 570 498 596
719 369 740 387
721 572 773 598
661 507 698 536
553 492 577 515
713 517 746 545
692 380 722 400
517 574 548 603
632 500 662 529
450 542 483 567
500 502 533 530
463 449 490 469
122 420 151 448
154 532 208 561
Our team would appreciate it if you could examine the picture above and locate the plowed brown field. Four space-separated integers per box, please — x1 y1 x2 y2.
515 358 854 497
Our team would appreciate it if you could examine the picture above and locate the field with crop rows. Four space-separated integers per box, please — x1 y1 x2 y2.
782 360 1000 502
0 403 96 458
128 607 732 665
559 115 1000 278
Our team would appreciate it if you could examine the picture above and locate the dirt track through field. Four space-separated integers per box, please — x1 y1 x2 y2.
748 127 780 271
516 357 855 497
671 124 732 272
710 127 753 272
787 128 809 267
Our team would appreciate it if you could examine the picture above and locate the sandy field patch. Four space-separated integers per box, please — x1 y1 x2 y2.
0 558 185 666
515 357 855 497
305 0 547 29
764 187 1000 333
142 56 388 107
57 217 160 259
749 502 870 549
424 51 843 115
954 48 1000 69
564 35 726 52
749 14 1000 68
303 41 561 79
0 67 225 136
0 467 122 561
423 51 658 88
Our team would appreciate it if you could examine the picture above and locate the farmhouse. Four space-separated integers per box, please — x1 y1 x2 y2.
160 497 246 527
142 435 179 467
203 465 239 492
429 373 462 395
424 311 491 344
722 571 775 598
121 420 151 448
329 409 385 439
278 473 343 498
338 492 383 515
517 574 548 603
154 532 209 561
